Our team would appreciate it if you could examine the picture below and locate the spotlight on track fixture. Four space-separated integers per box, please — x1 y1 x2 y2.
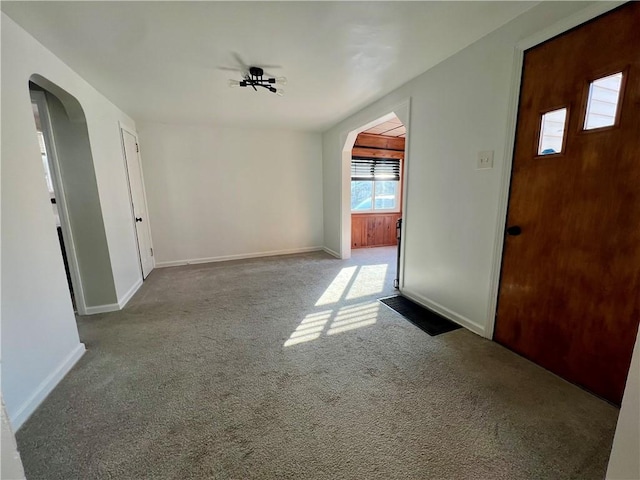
228 66 286 96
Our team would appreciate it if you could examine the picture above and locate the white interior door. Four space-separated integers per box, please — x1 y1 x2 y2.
121 127 154 279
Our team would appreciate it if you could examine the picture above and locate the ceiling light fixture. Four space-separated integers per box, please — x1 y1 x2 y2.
228 67 286 96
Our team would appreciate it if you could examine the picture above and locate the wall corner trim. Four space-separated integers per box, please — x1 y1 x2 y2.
83 303 120 315
118 277 143 309
81 277 143 314
399 288 486 337
322 247 341 259
11 343 86 431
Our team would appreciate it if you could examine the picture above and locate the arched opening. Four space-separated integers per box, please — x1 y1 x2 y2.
340 101 410 289
28 75 117 315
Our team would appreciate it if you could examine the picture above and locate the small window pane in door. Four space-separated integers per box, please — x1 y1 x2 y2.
538 108 567 155
584 72 623 130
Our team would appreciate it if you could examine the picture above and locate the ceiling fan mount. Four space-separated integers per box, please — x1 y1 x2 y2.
227 63 286 96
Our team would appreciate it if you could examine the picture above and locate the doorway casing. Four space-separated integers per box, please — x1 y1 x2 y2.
30 88 87 315
29 75 118 315
339 100 410 286
119 122 155 280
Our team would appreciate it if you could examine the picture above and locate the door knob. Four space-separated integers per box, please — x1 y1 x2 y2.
135 217 143 223
506 225 522 236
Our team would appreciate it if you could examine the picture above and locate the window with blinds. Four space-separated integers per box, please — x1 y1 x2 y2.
351 157 401 212
351 158 401 181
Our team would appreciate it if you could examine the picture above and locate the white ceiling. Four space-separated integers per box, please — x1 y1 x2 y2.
2 1 538 132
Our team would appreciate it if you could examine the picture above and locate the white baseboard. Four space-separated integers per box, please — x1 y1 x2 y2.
82 278 144 315
399 288 487 337
155 246 324 268
11 343 86 430
83 303 119 315
118 277 143 309
322 246 341 259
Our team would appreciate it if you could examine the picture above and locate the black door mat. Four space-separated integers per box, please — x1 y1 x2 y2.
379 295 462 336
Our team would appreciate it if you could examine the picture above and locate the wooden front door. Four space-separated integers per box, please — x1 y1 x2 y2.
494 2 640 405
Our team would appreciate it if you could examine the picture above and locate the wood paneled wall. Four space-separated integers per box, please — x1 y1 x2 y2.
351 213 401 248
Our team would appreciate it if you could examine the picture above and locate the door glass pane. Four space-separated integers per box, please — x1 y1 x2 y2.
584 72 623 130
538 108 567 155
351 180 373 210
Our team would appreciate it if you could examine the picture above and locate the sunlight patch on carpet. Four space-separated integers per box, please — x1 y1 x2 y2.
284 302 379 347
284 311 332 347
345 265 388 300
315 267 357 306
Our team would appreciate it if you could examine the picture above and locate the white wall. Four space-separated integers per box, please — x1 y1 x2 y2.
322 1 597 336
607 329 640 480
0 40 24 479
1 399 26 480
138 123 323 266
1 13 142 429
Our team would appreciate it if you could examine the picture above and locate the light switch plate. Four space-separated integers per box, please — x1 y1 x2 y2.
477 150 494 169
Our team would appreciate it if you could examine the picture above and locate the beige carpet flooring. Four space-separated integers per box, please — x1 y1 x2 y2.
16 247 618 479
